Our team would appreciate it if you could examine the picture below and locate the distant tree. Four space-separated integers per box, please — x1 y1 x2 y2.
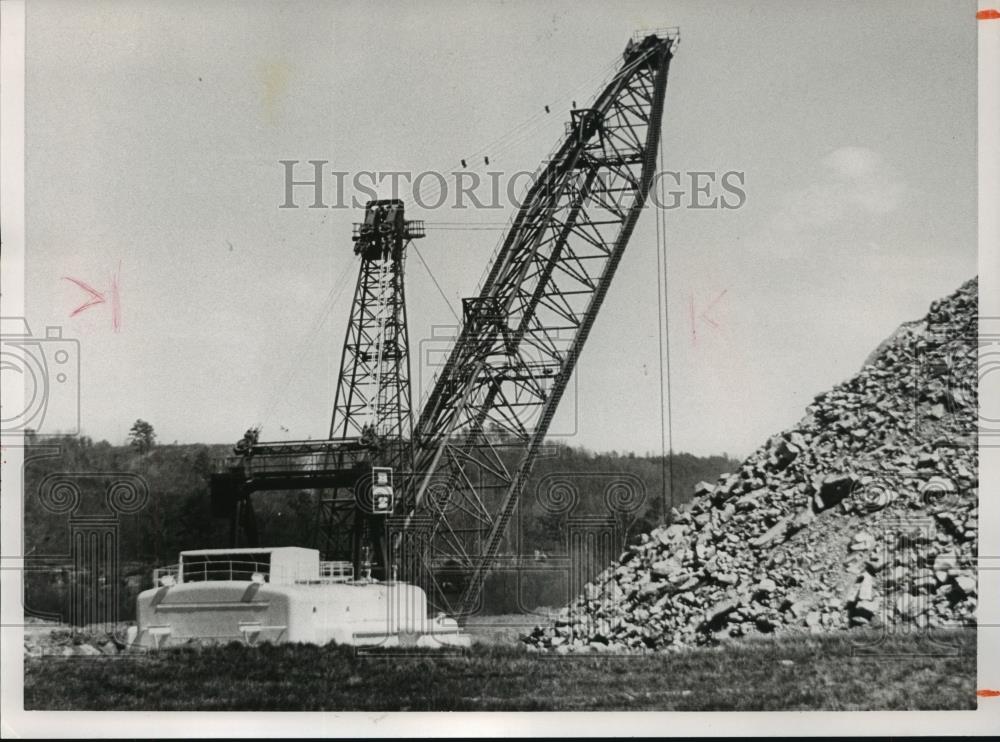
192 446 212 477
128 419 157 454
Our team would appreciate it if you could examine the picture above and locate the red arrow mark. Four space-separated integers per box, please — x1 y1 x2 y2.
63 261 123 332
690 293 696 344
63 276 106 317
699 287 728 329
110 261 122 332
689 287 730 345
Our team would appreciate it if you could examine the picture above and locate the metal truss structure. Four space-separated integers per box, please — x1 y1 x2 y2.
214 31 678 613
331 200 419 447
212 200 423 578
318 199 423 567
403 31 679 614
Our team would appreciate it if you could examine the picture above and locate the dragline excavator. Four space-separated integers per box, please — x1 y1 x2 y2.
132 29 679 648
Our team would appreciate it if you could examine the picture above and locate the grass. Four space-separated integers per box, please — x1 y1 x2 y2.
24 628 976 711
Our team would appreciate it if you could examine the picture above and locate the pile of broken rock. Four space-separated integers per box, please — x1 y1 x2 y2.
23 624 132 657
525 277 978 652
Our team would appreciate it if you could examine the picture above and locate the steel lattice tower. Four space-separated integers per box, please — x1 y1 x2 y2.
319 199 423 568
402 31 679 614
211 200 424 580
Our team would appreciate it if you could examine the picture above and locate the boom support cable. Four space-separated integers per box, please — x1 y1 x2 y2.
655 129 674 523
413 57 622 207
411 243 461 322
259 254 360 431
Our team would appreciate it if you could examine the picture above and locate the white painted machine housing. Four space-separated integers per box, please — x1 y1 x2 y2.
134 547 468 649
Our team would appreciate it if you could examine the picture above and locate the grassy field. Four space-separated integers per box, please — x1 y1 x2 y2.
24 628 975 711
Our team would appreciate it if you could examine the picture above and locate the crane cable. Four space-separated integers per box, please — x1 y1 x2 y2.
417 54 634 305
258 253 360 432
411 243 461 322
655 128 674 524
412 55 622 207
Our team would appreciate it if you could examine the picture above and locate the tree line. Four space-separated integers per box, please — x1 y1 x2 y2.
22 424 738 620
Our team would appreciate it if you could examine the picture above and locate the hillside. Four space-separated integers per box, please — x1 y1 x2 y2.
22 436 737 621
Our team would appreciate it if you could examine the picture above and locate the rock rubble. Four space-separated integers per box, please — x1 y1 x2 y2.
23 624 133 657
525 278 978 652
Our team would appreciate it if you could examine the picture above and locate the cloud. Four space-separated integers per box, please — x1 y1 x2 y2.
822 146 880 179
773 146 906 232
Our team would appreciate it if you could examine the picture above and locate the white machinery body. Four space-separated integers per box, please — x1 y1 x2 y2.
134 547 469 649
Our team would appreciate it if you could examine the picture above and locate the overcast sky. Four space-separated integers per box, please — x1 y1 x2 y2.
24 0 976 459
